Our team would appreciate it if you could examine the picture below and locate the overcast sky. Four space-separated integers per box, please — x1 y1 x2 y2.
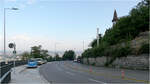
0 0 141 53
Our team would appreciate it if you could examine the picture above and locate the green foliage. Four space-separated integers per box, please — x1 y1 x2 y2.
54 53 62 61
90 34 102 48
77 56 81 59
130 0 149 32
92 63 96 66
21 52 30 60
47 56 53 62
104 46 132 66
105 56 116 67
31 45 42 58
82 42 108 58
115 46 132 58
41 49 49 59
31 45 49 59
62 50 76 60
82 0 149 60
82 48 94 58
138 43 149 54
93 0 149 46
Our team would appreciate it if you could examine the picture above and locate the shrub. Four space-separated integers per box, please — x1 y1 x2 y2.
104 46 132 66
115 46 132 58
105 56 117 67
92 63 96 66
138 43 149 54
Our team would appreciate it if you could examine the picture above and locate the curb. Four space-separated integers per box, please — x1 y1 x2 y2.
38 66 50 84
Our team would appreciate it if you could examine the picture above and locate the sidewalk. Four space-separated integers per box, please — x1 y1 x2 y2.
10 65 49 84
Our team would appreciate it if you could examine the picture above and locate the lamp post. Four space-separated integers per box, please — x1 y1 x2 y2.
54 43 57 61
3 7 19 64
54 42 61 61
97 27 99 47
83 40 84 51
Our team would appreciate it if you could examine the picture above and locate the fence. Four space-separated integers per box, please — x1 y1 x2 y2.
0 60 27 83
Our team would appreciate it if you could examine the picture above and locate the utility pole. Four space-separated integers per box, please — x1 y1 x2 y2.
97 27 99 47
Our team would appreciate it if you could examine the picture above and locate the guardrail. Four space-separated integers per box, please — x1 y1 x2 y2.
0 63 13 83
0 60 27 83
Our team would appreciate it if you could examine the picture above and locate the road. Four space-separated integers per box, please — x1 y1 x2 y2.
39 61 149 84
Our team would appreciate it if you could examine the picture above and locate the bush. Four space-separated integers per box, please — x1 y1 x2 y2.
138 43 149 54
104 46 132 66
82 0 149 60
115 46 132 58
92 63 96 66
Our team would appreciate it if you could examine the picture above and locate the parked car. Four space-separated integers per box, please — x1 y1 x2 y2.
43 60 47 64
77 58 81 63
27 58 37 68
36 58 44 65
73 60 77 62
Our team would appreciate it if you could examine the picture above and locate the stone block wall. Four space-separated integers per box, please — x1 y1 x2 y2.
83 54 149 70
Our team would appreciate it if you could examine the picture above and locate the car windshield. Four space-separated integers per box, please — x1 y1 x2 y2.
29 59 36 62
29 60 35 62
36 58 43 61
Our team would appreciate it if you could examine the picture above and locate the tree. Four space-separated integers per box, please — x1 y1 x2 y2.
31 45 49 59
31 45 42 58
81 0 149 59
54 53 61 61
62 50 76 60
41 49 49 59
90 34 102 48
47 55 53 62
21 51 30 60
130 0 149 32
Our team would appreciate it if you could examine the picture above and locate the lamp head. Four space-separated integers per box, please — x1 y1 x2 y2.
11 8 19 10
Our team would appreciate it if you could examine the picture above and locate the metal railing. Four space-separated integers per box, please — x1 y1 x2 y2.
0 63 13 83
0 60 27 83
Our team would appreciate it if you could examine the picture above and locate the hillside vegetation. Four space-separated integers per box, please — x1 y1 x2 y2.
82 0 149 59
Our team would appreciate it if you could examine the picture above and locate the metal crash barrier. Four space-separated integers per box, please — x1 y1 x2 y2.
0 61 27 83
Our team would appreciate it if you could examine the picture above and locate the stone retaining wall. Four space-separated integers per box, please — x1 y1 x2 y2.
83 54 149 70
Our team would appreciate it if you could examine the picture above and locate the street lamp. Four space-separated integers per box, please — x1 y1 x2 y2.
3 7 19 64
97 27 99 47
83 40 84 51
54 42 60 55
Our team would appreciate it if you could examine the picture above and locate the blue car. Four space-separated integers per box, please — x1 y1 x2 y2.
27 59 37 68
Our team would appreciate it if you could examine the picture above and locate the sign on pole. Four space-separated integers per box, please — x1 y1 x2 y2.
9 43 14 48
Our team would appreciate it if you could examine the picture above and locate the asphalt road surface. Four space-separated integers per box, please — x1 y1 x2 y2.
39 61 149 84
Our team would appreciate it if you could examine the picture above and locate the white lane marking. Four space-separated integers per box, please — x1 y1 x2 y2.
89 78 106 84
65 71 75 76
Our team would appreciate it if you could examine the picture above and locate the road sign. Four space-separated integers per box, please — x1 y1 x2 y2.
13 51 16 54
9 43 14 48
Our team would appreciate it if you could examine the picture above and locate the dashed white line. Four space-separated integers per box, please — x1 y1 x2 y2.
89 78 106 84
65 71 75 76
